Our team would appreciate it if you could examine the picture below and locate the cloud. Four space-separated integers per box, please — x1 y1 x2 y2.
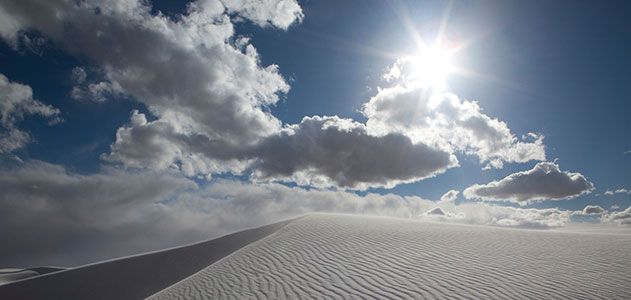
250 116 458 189
422 207 465 220
581 205 606 215
364 58 546 169
0 0 552 191
70 67 123 102
463 162 594 204
102 110 251 177
3 0 453 190
0 73 61 153
604 207 631 225
0 0 296 173
569 205 608 223
604 188 631 196
484 207 571 229
104 113 458 189
0 161 197 267
221 0 304 29
439 189 459 203
0 160 592 267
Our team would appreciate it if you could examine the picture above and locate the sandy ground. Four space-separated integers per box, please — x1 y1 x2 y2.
152 214 631 299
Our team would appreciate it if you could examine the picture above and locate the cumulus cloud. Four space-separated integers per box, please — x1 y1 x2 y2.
221 0 304 29
463 162 594 204
604 207 631 225
102 110 251 177
0 0 295 172
439 189 459 203
0 0 553 190
581 205 606 215
364 58 545 169
3 0 453 190
250 116 458 189
0 73 61 153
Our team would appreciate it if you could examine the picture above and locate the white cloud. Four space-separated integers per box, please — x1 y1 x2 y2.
364 58 546 170
0 0 554 191
485 207 570 229
0 73 61 153
0 0 295 176
604 207 631 225
463 162 594 205
102 110 251 177
221 0 304 29
439 189 459 203
569 205 608 224
5 0 451 190
582 205 606 215
604 188 630 196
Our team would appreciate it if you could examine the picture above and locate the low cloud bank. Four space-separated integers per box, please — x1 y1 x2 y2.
0 161 619 267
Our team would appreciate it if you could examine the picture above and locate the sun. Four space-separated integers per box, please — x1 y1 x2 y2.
407 45 454 90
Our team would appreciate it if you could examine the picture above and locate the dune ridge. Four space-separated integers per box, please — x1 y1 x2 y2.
151 214 631 299
0 219 292 300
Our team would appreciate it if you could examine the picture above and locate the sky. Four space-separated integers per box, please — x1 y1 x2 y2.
0 0 630 267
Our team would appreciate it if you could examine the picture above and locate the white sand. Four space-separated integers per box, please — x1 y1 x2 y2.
151 214 631 299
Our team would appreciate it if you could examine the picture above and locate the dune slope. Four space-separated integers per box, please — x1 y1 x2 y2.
0 220 291 300
152 214 631 299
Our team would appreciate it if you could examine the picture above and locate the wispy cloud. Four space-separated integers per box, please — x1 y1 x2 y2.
604 188 631 196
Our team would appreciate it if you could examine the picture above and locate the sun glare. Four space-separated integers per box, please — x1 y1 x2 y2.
408 45 454 90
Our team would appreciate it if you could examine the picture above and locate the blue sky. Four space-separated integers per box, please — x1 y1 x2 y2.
1 0 630 266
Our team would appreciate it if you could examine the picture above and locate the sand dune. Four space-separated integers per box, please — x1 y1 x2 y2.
3 214 630 299
0 220 290 300
151 214 631 299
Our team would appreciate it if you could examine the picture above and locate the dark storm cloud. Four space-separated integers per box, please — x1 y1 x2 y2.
463 162 594 204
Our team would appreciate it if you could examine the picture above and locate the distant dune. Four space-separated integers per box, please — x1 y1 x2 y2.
2 214 631 299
